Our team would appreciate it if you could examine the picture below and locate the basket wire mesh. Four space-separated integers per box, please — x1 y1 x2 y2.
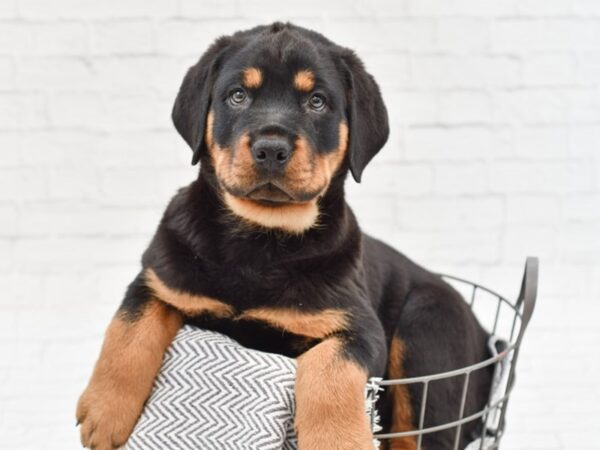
371 257 539 450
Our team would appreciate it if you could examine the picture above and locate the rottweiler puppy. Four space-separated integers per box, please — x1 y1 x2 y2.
77 22 493 450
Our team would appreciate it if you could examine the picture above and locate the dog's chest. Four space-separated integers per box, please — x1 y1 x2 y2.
146 267 348 353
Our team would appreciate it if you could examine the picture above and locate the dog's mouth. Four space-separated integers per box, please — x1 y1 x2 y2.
245 183 295 206
220 178 323 206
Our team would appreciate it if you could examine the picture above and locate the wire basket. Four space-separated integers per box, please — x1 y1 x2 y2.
370 257 539 450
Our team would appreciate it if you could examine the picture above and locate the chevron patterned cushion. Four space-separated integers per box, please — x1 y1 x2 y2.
125 325 381 450
125 325 298 450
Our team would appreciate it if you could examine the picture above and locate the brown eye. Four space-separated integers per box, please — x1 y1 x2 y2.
229 88 247 105
308 93 326 111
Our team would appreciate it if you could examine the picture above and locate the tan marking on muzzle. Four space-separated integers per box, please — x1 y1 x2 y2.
228 133 257 187
317 121 349 186
285 121 349 196
207 111 232 177
207 112 257 193
208 114 349 234
284 135 322 194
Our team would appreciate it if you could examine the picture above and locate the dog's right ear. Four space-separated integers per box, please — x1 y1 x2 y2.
172 36 232 165
338 49 389 183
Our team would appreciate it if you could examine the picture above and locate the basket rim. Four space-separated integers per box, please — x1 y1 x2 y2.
372 258 539 445
375 344 512 386
375 273 520 386
374 387 512 439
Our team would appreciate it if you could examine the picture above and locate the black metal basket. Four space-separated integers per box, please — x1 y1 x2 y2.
370 257 539 450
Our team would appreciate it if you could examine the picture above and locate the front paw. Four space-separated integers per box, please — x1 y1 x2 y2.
76 384 141 450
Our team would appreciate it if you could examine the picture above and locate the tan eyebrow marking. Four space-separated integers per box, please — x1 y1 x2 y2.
293 70 315 92
243 67 263 89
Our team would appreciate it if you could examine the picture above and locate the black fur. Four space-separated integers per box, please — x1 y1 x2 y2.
120 22 492 449
339 50 389 182
172 36 232 164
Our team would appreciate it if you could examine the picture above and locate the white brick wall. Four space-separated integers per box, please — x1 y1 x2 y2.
0 1 598 449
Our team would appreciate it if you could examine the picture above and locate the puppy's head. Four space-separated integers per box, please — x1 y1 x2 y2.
172 23 388 233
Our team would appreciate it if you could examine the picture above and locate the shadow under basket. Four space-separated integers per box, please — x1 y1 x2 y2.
368 257 539 450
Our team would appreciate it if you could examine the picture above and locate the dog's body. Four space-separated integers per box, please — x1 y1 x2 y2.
77 23 493 450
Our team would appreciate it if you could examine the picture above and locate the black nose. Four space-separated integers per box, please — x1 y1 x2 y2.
251 138 292 171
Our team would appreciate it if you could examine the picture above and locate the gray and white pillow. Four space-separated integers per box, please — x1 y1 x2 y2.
126 325 380 450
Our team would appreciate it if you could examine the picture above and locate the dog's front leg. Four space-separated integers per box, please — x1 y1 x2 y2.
295 313 386 450
76 273 182 450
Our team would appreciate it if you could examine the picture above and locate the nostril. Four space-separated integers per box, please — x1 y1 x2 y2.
276 150 288 162
256 150 267 161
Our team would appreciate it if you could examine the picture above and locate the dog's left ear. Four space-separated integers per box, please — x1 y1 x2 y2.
339 49 389 182
172 36 232 165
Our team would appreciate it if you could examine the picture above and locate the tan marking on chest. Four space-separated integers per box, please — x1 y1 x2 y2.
145 269 235 318
237 307 348 339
